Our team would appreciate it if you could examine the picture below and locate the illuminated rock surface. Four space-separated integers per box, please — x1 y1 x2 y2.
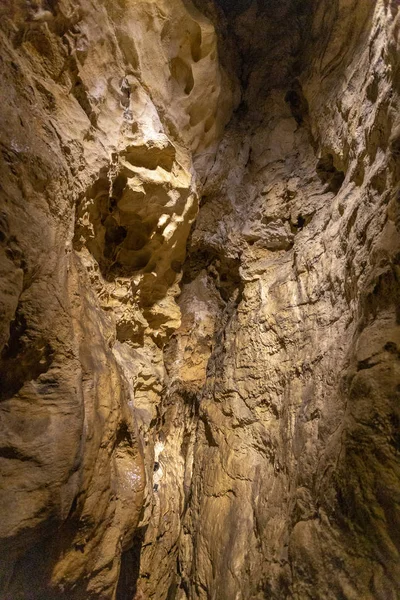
0 1 399 599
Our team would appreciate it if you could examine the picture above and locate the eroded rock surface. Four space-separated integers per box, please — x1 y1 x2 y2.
0 0 399 599
138 1 400 599
0 1 233 598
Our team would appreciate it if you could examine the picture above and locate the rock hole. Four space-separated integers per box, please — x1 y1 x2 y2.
366 76 379 102
67 495 79 520
171 260 182 273
291 213 314 234
297 215 306 229
384 341 400 357
0 446 34 462
316 154 345 193
116 527 147 600
123 227 148 251
170 57 194 95
72 78 97 126
112 174 128 200
191 23 202 62
0 305 54 401
117 248 152 271
284 81 309 125
104 217 127 246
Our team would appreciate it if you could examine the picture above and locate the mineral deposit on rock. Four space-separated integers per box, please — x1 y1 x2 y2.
0 1 399 599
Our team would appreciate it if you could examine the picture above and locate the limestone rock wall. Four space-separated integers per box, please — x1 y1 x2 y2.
0 1 233 598
0 0 399 599
139 1 400 599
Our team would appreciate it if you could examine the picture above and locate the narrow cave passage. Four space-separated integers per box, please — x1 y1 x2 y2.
0 1 399 599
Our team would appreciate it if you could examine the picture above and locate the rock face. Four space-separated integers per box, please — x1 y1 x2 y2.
0 0 399 599
0 1 234 598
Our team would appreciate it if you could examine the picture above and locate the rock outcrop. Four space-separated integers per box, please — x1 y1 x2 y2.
0 0 399 599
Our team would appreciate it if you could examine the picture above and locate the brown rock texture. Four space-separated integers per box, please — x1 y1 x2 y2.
0 1 233 598
0 0 399 599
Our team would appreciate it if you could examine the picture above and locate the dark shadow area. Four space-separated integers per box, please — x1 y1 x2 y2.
73 168 155 282
214 0 253 15
316 154 345 194
285 80 309 125
0 304 54 401
116 527 147 600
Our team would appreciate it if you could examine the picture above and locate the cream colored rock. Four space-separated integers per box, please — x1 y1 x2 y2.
0 0 399 599
0 0 233 598
139 1 400 599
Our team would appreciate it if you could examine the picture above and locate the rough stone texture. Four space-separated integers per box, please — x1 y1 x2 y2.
138 1 400 599
0 1 233 598
0 0 399 599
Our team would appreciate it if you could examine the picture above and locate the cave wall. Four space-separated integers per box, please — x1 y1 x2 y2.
0 0 399 599
137 1 400 599
0 1 234 598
